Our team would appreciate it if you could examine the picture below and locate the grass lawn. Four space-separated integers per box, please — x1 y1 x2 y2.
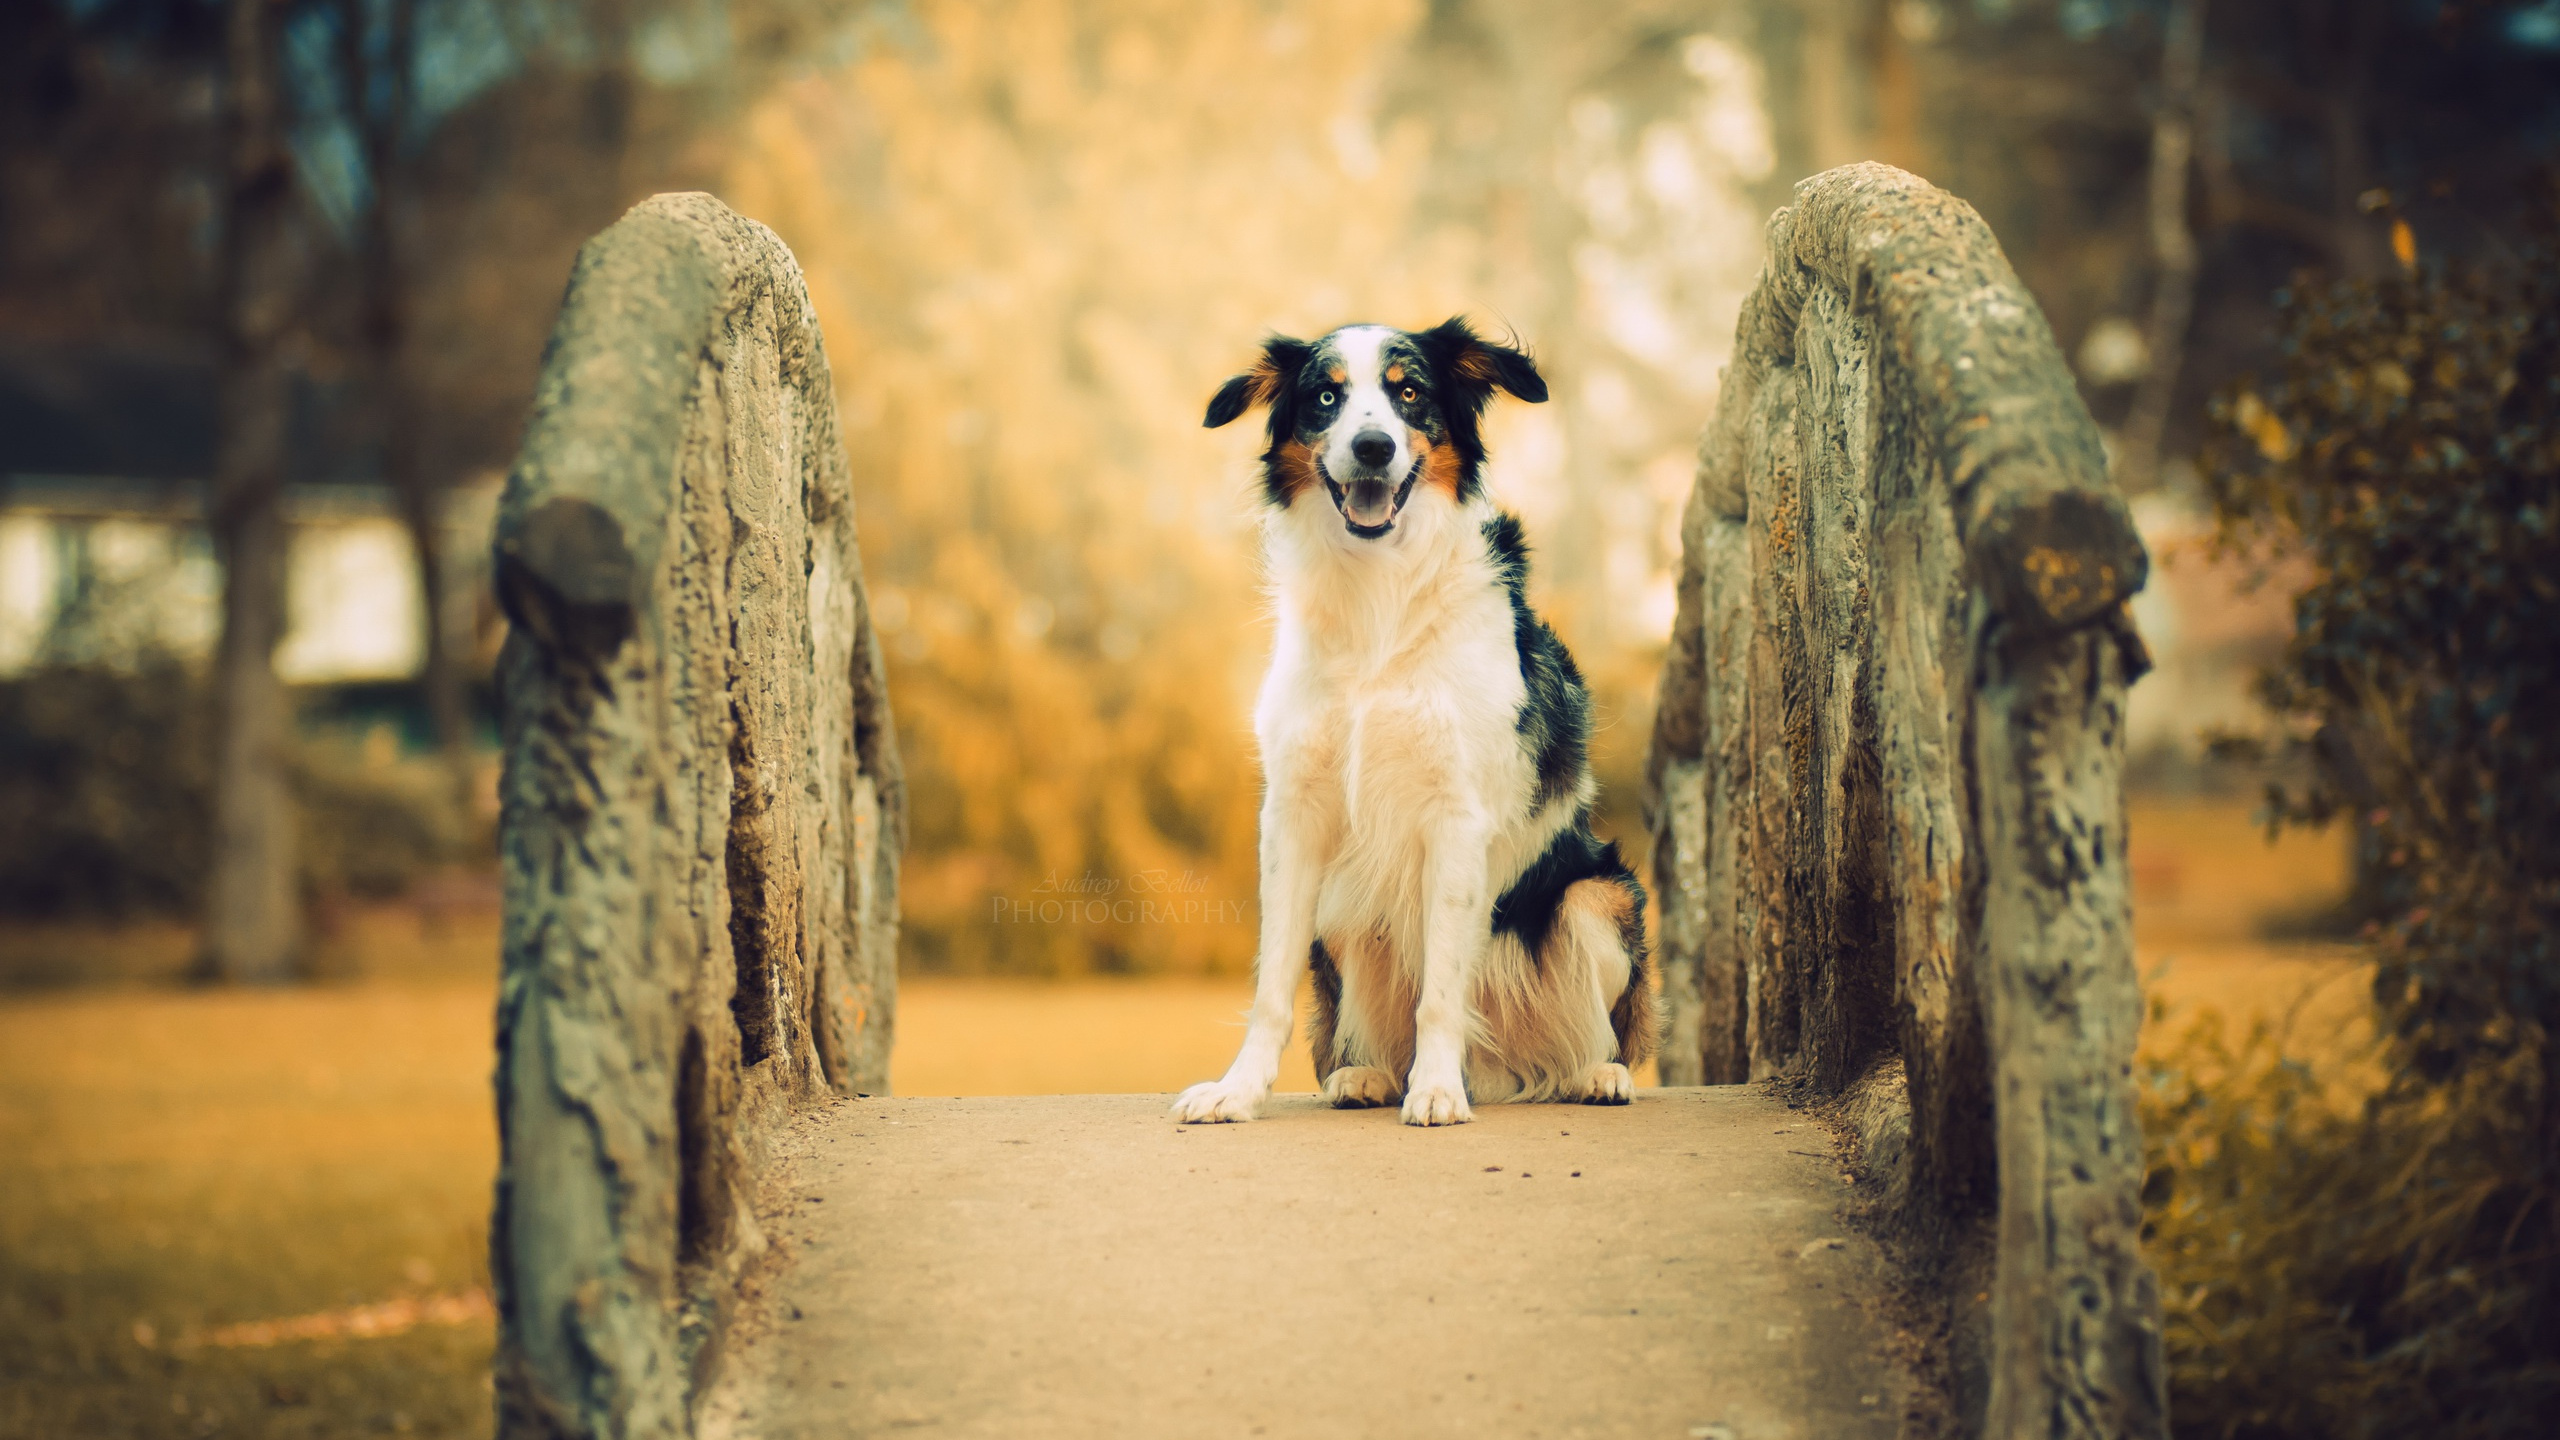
0 975 497 1439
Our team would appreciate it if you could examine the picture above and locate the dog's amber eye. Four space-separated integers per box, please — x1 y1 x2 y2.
1400 386 1418 403
1319 390 1336 406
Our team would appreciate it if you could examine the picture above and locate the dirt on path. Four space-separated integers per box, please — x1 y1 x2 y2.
714 1087 1900 1440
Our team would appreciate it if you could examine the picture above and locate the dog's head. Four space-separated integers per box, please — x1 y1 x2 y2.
1203 318 1546 539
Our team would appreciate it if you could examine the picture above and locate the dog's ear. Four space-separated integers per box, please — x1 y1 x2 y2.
1203 374 1260 429
1204 335 1315 428
1418 317 1547 408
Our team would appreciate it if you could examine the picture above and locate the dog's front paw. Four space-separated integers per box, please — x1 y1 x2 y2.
1576 1062 1634 1105
1171 1079 1265 1124
1322 1065 1400 1109
1400 1079 1473 1127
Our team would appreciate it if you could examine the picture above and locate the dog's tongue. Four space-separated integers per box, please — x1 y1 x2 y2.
1342 478 1396 527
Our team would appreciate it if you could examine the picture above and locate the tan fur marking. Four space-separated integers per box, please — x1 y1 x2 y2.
1565 876 1636 931
1269 438 1321 503
1419 437 1463 498
1239 354 1289 410
1565 879 1658 1068
1326 364 1348 384
1385 362 1405 383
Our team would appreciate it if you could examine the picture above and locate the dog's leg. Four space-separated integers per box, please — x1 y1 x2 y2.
1171 809 1322 1124
1322 1065 1400 1107
1403 819 1489 1126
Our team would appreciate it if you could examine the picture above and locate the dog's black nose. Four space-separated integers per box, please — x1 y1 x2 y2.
1350 430 1395 469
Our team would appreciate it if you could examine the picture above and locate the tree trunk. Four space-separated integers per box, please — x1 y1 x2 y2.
2324 0 2387 279
396 433 473 806
203 0 301 983
1864 0 1921 175
345 0 469 800
1791 1 1851 175
2120 0 2206 491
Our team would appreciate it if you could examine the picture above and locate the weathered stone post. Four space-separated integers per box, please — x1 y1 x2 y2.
1643 163 2164 1438
488 193 903 1439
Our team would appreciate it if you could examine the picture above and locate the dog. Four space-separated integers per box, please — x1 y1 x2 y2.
1172 318 1654 1127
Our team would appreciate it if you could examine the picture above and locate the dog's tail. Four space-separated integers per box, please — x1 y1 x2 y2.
1593 865 1657 1069
1610 920 1658 1069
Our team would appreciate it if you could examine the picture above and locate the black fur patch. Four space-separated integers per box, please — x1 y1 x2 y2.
1490 817 1643 963
1483 513 1590 810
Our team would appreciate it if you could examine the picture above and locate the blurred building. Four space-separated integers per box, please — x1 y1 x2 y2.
1 333 499 687
0 476 497 683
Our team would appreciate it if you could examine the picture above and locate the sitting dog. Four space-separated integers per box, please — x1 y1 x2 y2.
1172 319 1654 1127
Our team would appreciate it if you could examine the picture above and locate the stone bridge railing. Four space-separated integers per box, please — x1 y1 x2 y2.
1644 164 2163 1439
487 193 902 1438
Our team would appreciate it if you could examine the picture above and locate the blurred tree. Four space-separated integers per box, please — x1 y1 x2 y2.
328 0 478 802
2118 0 2205 489
203 0 305 982
1880 0 2560 488
0 2 224 347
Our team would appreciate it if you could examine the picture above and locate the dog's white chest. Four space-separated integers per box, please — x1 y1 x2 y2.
1271 653 1533 934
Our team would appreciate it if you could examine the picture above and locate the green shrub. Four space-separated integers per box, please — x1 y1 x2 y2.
0 660 214 917
2164 174 2560 1437
0 662 471 922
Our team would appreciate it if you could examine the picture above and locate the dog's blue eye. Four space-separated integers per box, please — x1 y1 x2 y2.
1319 390 1336 406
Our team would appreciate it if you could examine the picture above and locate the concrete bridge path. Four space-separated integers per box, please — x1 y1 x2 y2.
710 1087 1900 1440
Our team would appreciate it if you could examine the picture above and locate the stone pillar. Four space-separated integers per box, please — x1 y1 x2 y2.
1645 163 2164 1438
488 193 903 1440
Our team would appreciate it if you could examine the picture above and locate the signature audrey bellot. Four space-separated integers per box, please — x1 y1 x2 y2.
989 869 1249 926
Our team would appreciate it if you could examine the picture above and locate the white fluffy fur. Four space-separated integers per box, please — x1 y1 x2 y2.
1172 436 1635 1127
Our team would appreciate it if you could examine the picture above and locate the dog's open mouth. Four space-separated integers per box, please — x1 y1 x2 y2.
1319 458 1420 539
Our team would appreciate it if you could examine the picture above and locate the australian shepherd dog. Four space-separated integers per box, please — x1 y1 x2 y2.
1172 319 1655 1127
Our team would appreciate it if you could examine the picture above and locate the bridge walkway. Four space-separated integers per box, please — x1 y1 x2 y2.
711 1088 1900 1440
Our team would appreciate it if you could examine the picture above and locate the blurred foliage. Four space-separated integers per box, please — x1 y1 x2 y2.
5 0 1775 976
297 728 478 905
0 663 472 923
728 0 1769 973
2203 174 2560 1089
0 661 211 918
2142 1003 2559 1440
2161 173 2560 1437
